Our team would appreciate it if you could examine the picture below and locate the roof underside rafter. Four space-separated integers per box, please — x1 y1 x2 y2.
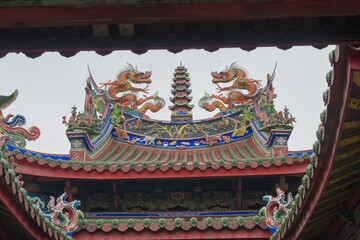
0 1 360 57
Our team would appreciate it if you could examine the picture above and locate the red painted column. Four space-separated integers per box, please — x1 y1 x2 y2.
113 180 119 210
65 180 73 201
237 177 242 209
275 175 288 192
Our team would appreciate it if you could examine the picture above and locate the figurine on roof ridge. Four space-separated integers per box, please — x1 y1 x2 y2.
0 90 40 148
199 62 262 113
260 188 293 233
100 63 165 115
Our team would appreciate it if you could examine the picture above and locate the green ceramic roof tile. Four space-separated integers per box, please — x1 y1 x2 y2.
210 149 222 163
235 144 250 159
78 215 268 233
108 144 129 162
182 151 188 163
0 159 75 240
99 143 121 162
193 151 198 162
159 151 170 164
227 146 242 161
219 147 233 162
139 150 153 163
243 142 259 158
119 147 137 163
201 150 209 162
172 151 180 163
147 151 163 164
130 148 145 162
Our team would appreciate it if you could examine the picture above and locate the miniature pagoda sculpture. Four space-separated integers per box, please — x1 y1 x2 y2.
169 62 194 122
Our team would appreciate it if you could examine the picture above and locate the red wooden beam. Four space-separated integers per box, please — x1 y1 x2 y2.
0 1 360 28
14 160 309 180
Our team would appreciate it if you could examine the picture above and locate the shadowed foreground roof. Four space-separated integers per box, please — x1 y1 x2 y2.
271 45 360 239
1 1 360 57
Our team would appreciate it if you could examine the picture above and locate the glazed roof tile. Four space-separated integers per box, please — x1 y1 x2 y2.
6 142 311 177
273 46 360 239
0 159 73 240
77 215 268 233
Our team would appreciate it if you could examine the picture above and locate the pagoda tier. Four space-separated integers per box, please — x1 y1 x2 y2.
169 63 194 122
171 87 192 94
171 80 191 88
170 95 193 103
172 75 190 81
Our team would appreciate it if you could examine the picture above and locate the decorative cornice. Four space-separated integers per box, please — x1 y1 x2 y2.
77 215 268 233
8 146 310 175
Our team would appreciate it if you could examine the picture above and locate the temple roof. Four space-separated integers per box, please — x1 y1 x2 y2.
272 46 360 239
0 159 73 240
2 61 309 180
5 141 311 179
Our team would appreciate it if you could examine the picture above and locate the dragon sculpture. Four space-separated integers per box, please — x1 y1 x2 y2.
199 62 261 112
45 192 84 236
100 63 165 114
259 188 294 233
0 90 40 148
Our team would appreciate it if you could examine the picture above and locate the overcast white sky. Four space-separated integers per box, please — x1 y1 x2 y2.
0 46 332 154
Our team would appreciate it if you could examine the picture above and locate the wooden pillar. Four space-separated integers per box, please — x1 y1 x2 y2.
64 180 74 201
113 180 119 210
280 175 285 185
275 175 288 192
237 177 242 209
79 189 86 212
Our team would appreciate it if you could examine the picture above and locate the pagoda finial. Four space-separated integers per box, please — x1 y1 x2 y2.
169 64 194 122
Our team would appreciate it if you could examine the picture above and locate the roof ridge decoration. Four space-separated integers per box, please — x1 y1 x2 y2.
45 192 84 236
199 62 262 114
59 62 299 162
0 158 72 239
100 63 165 116
0 90 83 238
259 188 293 234
0 90 40 149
